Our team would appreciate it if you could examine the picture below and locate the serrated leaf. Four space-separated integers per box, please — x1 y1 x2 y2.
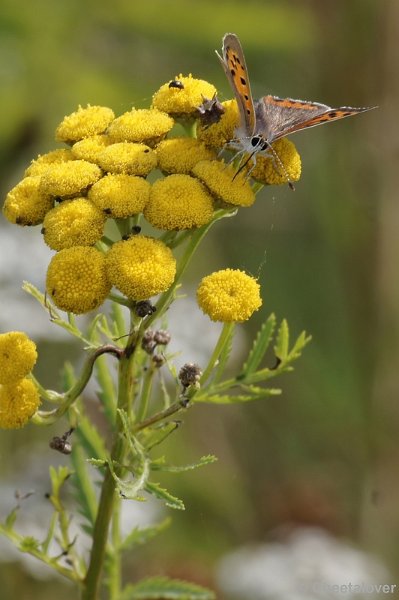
240 313 276 377
120 517 171 552
4 506 19 530
120 576 216 600
274 319 289 361
288 330 312 361
145 482 185 510
151 455 217 473
197 390 281 403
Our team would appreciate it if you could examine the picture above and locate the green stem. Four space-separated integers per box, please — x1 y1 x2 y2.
136 362 156 422
200 322 235 385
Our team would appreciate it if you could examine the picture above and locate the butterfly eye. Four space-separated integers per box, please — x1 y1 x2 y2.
251 136 261 147
168 80 184 90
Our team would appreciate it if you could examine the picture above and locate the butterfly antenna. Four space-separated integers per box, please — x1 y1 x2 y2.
232 148 258 181
263 140 295 190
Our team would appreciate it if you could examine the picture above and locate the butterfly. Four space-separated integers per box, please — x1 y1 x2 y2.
216 33 375 181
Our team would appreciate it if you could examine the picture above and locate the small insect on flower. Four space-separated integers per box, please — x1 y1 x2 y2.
49 428 74 455
169 80 185 89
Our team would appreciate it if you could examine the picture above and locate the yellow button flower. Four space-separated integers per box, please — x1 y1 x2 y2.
97 142 157 176
144 174 214 231
88 174 150 218
192 160 255 207
197 99 239 149
156 137 216 174
108 108 174 145
42 198 106 250
197 269 262 322
105 236 176 300
39 160 102 197
152 74 216 118
72 135 112 163
55 105 115 143
3 176 54 225
250 138 302 185
0 332 37 385
25 149 76 177
0 379 41 429
46 247 111 314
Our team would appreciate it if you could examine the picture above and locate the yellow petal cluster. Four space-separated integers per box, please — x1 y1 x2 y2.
42 198 106 250
250 138 302 185
40 160 102 197
3 176 54 225
88 174 150 218
105 236 176 300
156 138 215 174
46 246 111 314
152 75 216 117
0 332 37 385
192 160 255 207
145 174 214 231
108 108 174 145
0 379 41 429
97 142 157 176
25 149 76 177
197 269 262 322
55 105 115 143
71 135 112 163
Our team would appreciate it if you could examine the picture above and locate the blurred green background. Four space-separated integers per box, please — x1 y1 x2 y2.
1 0 398 598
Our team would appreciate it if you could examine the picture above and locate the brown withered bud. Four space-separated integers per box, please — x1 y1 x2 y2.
141 329 156 354
179 363 202 388
152 354 165 368
153 329 171 346
196 94 225 128
49 428 74 455
136 300 156 318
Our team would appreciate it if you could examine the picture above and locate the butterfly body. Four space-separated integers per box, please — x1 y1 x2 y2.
217 33 375 160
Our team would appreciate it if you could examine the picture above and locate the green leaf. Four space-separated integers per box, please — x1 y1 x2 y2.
145 482 185 510
240 313 276 377
71 443 98 526
141 422 180 450
120 517 171 552
4 507 19 530
198 390 281 403
274 318 289 361
150 455 217 473
288 330 312 361
19 536 40 552
75 410 108 461
95 354 117 426
120 576 216 599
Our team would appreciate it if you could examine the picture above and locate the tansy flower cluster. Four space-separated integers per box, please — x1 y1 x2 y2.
2 75 301 316
0 332 40 429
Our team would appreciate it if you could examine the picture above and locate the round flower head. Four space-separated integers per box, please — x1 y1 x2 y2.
97 142 157 176
55 105 115 143
107 108 174 146
0 379 41 429
25 149 76 177
42 198 106 250
152 74 216 118
192 160 255 207
197 99 239 149
46 246 111 314
156 138 216 174
39 160 102 197
3 176 54 225
0 332 37 385
72 135 112 163
145 174 214 231
88 174 150 218
105 236 176 300
197 269 262 322
250 138 302 185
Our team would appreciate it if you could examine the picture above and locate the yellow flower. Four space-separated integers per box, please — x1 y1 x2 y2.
25 149 76 177
0 332 37 385
39 160 102 197
105 236 176 300
46 247 111 314
0 379 41 429
152 74 216 118
156 137 216 174
55 105 115 143
197 269 262 322
197 99 239 149
42 198 106 250
108 108 174 146
3 176 54 225
72 135 112 163
97 142 157 176
192 160 255 207
144 174 214 231
88 174 150 218
250 138 302 185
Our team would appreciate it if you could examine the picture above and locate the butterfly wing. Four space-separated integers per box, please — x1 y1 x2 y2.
256 95 374 143
216 33 256 137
